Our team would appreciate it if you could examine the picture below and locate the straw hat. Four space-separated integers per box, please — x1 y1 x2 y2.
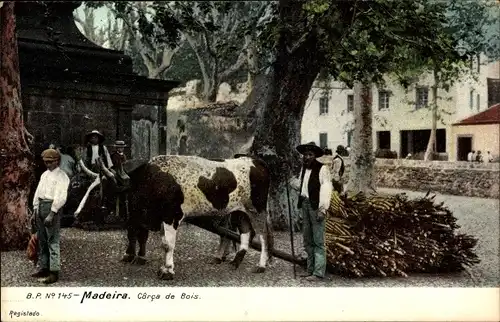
112 140 127 148
296 141 325 158
85 130 105 144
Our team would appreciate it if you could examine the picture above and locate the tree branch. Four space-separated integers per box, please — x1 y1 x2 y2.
150 44 182 79
184 32 211 96
203 30 217 58
286 32 309 55
219 46 247 80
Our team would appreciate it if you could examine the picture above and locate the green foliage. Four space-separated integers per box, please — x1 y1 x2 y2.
254 0 496 91
389 0 499 93
82 0 497 99
446 0 500 60
84 1 183 48
302 0 330 14
163 42 202 85
330 0 463 87
83 1 267 86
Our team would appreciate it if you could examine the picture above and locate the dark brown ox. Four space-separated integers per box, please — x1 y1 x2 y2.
95 154 273 280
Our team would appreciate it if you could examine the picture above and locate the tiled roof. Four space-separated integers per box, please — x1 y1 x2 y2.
181 101 242 117
453 103 500 126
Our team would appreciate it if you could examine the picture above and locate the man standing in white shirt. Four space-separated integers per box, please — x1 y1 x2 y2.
31 148 70 284
295 141 333 281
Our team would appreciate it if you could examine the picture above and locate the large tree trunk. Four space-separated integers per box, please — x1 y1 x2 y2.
346 82 375 194
250 1 321 230
207 59 219 102
424 70 439 162
246 34 258 91
0 2 35 251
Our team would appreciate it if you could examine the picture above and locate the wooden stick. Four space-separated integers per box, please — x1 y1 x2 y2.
184 216 307 267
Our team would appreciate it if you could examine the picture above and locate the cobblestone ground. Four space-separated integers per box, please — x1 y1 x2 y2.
1 188 498 287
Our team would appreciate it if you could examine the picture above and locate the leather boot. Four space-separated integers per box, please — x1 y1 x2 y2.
42 271 59 284
31 269 49 278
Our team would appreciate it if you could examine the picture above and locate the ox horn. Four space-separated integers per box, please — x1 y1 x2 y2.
78 159 99 178
98 157 115 179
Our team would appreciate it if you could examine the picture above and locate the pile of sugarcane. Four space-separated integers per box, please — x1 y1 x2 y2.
325 190 480 277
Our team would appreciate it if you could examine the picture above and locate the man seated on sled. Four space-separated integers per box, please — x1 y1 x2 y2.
109 140 131 220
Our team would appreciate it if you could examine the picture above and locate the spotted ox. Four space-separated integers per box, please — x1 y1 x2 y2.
96 154 273 280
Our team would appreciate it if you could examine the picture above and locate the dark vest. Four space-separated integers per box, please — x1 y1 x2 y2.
85 144 109 168
297 160 323 210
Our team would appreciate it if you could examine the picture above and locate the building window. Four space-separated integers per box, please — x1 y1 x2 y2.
378 90 390 110
416 87 428 109
470 90 474 109
476 94 480 111
347 130 353 147
477 55 481 73
319 95 329 115
347 94 354 112
319 132 328 149
377 131 391 150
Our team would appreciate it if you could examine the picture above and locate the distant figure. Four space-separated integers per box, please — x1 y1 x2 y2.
467 150 474 162
476 150 483 163
57 145 76 179
178 135 188 155
472 150 478 162
406 153 412 159
486 151 494 163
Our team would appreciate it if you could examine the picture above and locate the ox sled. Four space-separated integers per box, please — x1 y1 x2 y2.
322 190 480 278
89 154 276 280
65 159 130 231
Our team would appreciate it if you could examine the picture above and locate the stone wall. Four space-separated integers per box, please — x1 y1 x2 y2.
166 102 253 159
131 105 159 160
168 80 248 110
23 90 120 156
322 157 500 199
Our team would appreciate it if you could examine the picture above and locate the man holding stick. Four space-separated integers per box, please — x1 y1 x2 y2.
295 142 333 282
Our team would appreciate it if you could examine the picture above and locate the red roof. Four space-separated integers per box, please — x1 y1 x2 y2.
453 103 500 126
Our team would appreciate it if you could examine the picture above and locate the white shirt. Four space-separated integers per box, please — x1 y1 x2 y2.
291 164 333 211
89 145 113 168
467 152 473 162
487 153 493 163
33 167 70 213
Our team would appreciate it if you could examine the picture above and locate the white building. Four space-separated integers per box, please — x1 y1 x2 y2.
301 54 500 161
